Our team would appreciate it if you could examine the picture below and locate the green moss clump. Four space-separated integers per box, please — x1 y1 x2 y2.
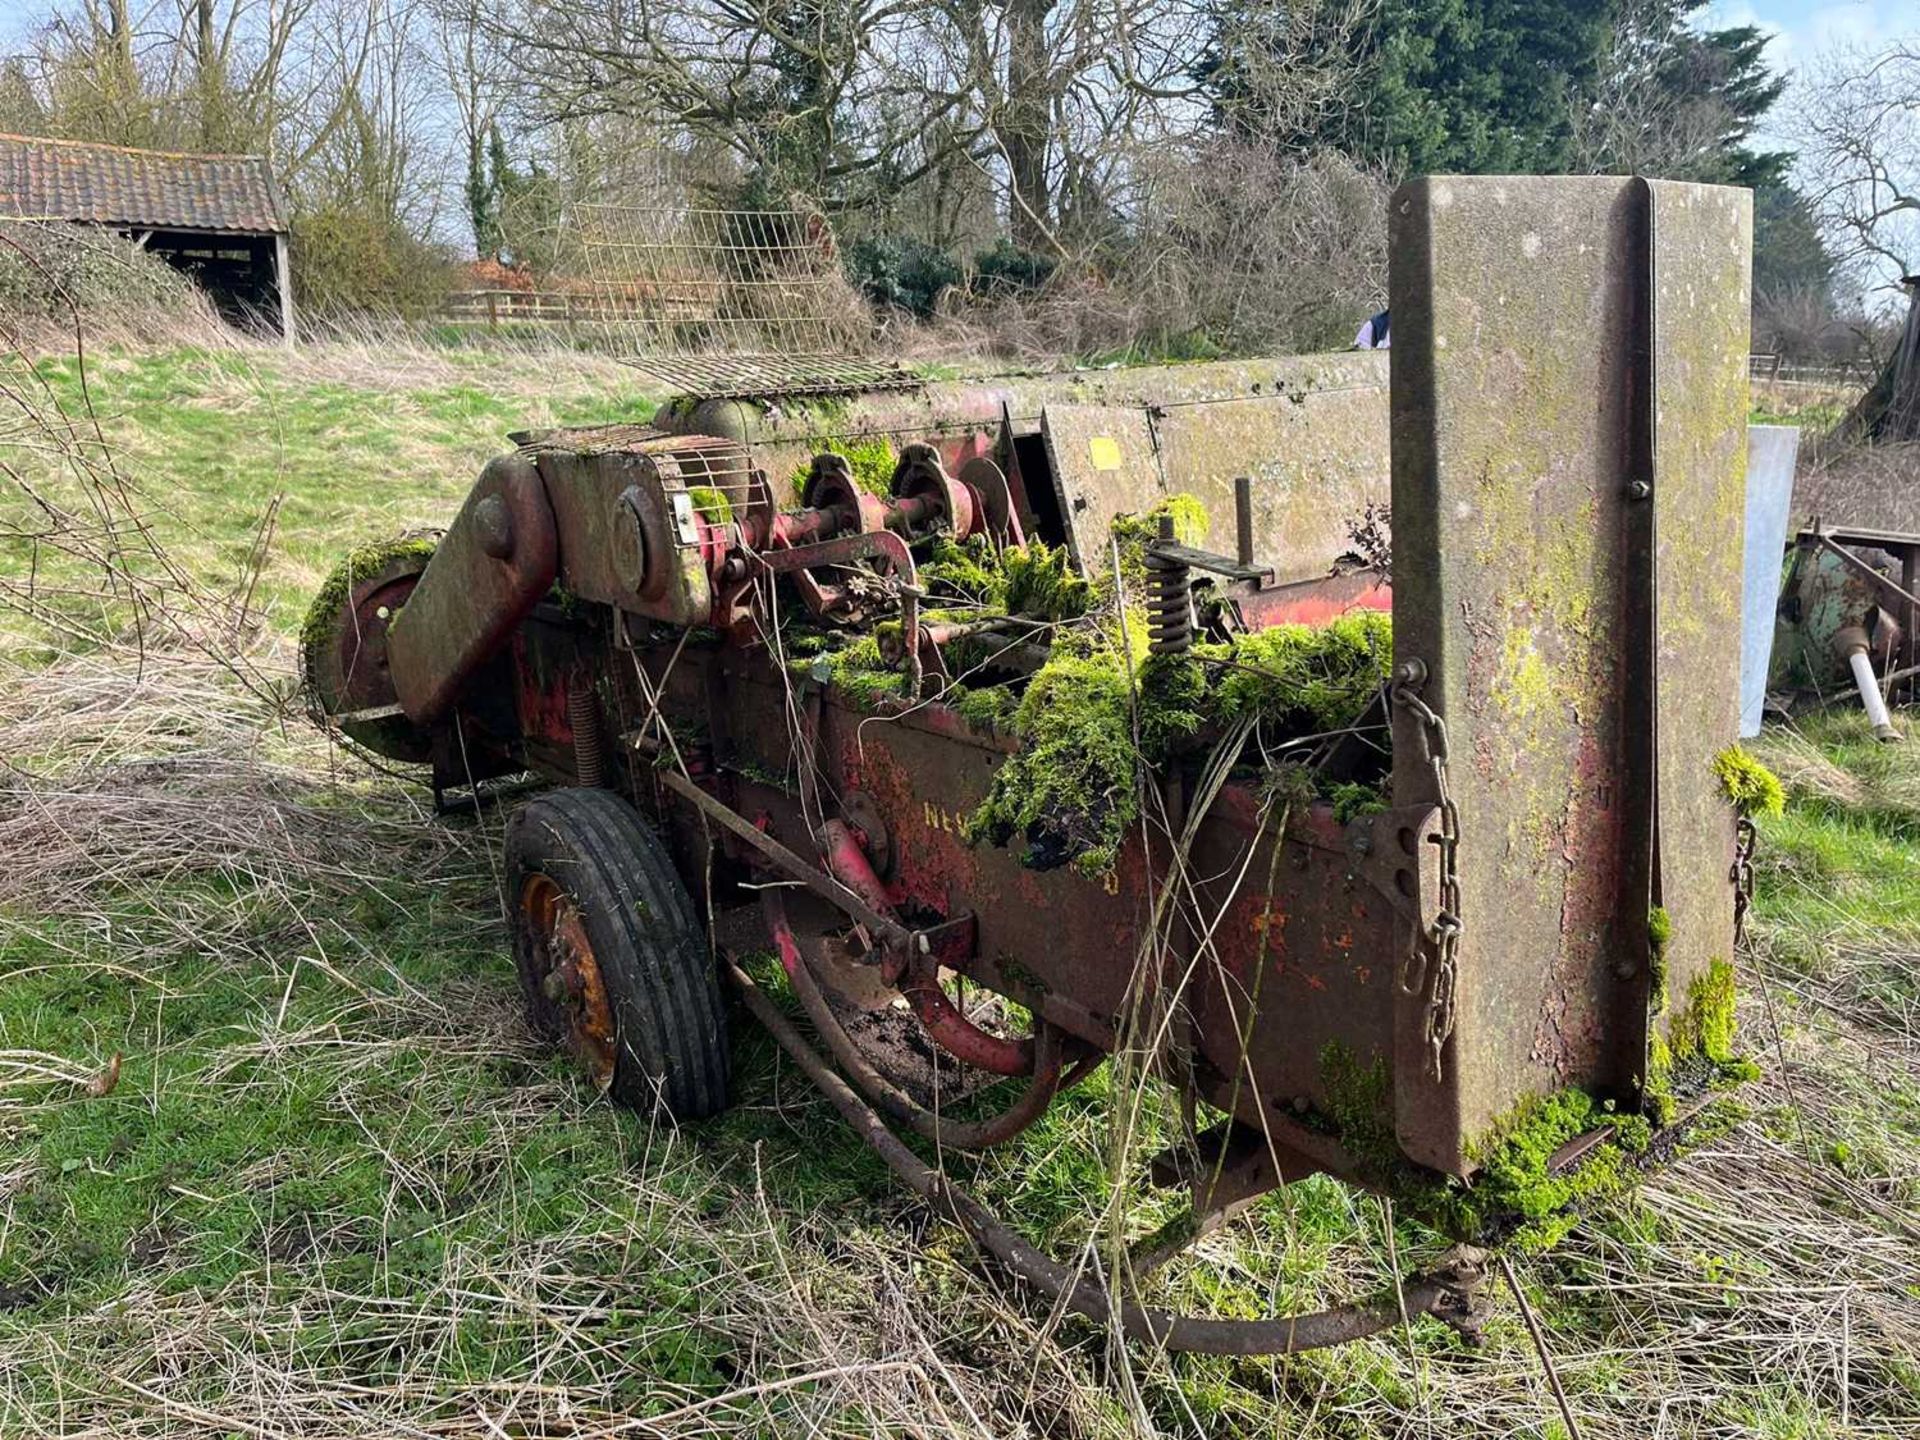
1317 1042 1403 1178
1107 495 1211 596
1647 905 1672 1012
1459 1089 1651 1251
1647 904 1673 951
922 536 1006 606
1330 781 1388 824
685 485 733 523
1002 541 1090 620
1668 956 1739 1067
1196 610 1393 732
1648 955 1757 1124
1109 494 1209 550
791 435 898 498
1136 654 1209 756
1315 1043 1658 1252
1645 1031 1678 1127
923 537 1090 622
300 535 438 670
952 684 1017 733
1713 744 1785 819
964 653 1138 875
799 635 905 709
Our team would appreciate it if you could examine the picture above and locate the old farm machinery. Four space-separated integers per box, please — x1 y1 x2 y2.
304 177 1763 1353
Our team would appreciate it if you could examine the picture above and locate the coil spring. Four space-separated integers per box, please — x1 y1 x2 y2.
569 678 605 788
1145 547 1192 655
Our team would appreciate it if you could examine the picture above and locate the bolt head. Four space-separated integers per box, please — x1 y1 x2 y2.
474 493 515 558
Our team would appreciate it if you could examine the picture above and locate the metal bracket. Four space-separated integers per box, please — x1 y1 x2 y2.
1147 539 1273 584
1345 803 1444 932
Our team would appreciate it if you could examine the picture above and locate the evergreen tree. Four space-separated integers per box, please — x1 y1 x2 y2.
467 131 501 264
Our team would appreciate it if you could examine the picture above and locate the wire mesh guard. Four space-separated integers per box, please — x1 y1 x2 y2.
568 202 921 401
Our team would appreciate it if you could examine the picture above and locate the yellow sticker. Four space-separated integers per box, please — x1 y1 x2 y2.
1087 435 1123 470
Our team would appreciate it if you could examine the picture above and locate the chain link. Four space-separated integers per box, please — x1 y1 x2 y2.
1391 673 1462 1082
1731 816 1757 952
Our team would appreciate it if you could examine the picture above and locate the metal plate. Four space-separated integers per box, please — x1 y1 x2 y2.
390 454 558 726
1388 176 1652 1173
624 352 924 401
1039 403 1164 574
1647 179 1751 1032
1741 426 1800 736
1153 384 1390 579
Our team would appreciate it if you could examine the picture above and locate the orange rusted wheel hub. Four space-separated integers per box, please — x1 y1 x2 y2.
519 873 618 1093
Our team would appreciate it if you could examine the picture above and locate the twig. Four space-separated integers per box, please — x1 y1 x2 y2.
1500 1252 1583 1440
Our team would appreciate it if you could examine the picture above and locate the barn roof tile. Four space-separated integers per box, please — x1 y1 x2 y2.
0 132 286 234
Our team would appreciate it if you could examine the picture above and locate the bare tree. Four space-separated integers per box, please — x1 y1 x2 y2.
1568 0 1740 178
477 0 1237 255
1797 40 1919 296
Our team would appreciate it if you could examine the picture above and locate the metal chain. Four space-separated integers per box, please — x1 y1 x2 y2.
1731 816 1757 951
1391 671 1462 1082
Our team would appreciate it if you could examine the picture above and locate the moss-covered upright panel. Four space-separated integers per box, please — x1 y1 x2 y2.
1389 177 1659 1175
1646 179 1752 1072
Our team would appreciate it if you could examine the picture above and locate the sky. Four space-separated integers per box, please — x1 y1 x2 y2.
1705 0 1915 150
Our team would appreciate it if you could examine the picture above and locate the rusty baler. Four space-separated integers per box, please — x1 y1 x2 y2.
304 177 1760 1353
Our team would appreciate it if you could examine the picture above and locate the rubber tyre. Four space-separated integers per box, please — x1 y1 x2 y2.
504 788 730 1120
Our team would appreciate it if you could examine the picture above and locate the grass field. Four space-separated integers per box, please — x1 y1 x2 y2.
1 334 1917 1438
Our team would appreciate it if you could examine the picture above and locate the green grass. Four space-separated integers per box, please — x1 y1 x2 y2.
14 342 655 642
2 336 1918 1436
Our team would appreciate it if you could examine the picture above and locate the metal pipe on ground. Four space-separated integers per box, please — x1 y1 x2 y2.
1835 623 1903 742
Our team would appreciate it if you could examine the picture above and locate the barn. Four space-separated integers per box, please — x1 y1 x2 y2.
0 131 294 339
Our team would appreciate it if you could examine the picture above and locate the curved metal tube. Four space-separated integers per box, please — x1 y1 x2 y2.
815 818 1035 1078
763 891 1077 1150
726 954 1489 1355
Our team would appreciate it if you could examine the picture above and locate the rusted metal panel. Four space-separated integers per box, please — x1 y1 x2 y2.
527 426 753 625
1039 403 1164 573
685 658 1392 1180
391 454 558 726
1388 176 1652 1174
1153 384 1390 580
1184 792 1399 1131
1646 179 1750 1040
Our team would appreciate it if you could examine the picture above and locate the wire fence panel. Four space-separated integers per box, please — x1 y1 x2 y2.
570 202 860 353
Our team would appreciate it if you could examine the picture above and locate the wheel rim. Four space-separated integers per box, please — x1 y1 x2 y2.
520 873 618 1093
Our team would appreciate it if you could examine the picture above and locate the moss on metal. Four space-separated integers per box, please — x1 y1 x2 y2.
1645 951 1756 1126
1105 495 1210 597
1456 1088 1651 1252
795 494 1391 874
967 603 1393 875
1647 904 1673 1013
789 435 898 498
1194 611 1393 733
1712 744 1785 818
685 486 733 523
299 535 438 673
922 537 1005 606
1330 781 1388 824
802 634 905 707
1667 957 1746 1071
1315 1042 1661 1253
964 652 1139 875
1001 542 1090 621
